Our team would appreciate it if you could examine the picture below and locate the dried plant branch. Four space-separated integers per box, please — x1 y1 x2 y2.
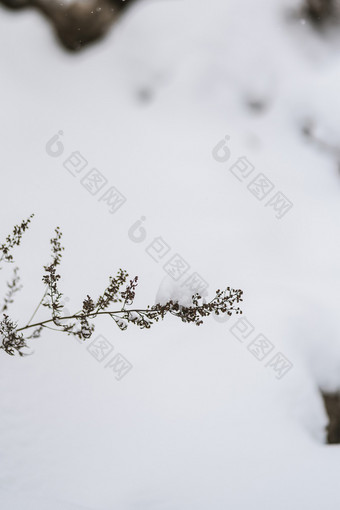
0 216 243 356
42 226 65 324
0 214 34 267
26 285 48 326
1 267 22 313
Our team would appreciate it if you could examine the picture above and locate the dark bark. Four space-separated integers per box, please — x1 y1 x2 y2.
321 391 340 444
0 0 138 51
302 0 340 26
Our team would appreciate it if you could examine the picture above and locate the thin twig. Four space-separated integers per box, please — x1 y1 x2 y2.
16 292 240 334
26 286 48 327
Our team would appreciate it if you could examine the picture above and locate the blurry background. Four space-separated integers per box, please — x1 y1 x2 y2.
1 0 340 508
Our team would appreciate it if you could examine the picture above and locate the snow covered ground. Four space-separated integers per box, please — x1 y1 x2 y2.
1 0 340 508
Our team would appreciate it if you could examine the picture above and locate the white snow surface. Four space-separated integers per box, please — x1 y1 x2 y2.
1 0 340 508
155 275 209 306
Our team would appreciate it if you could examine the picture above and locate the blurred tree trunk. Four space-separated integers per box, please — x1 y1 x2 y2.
303 0 340 25
321 391 340 444
0 0 138 50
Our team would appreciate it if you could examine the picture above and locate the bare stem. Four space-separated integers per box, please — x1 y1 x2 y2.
16 293 238 334
26 286 48 327
17 308 166 333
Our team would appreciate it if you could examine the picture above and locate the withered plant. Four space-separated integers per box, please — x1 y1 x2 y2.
0 216 243 356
